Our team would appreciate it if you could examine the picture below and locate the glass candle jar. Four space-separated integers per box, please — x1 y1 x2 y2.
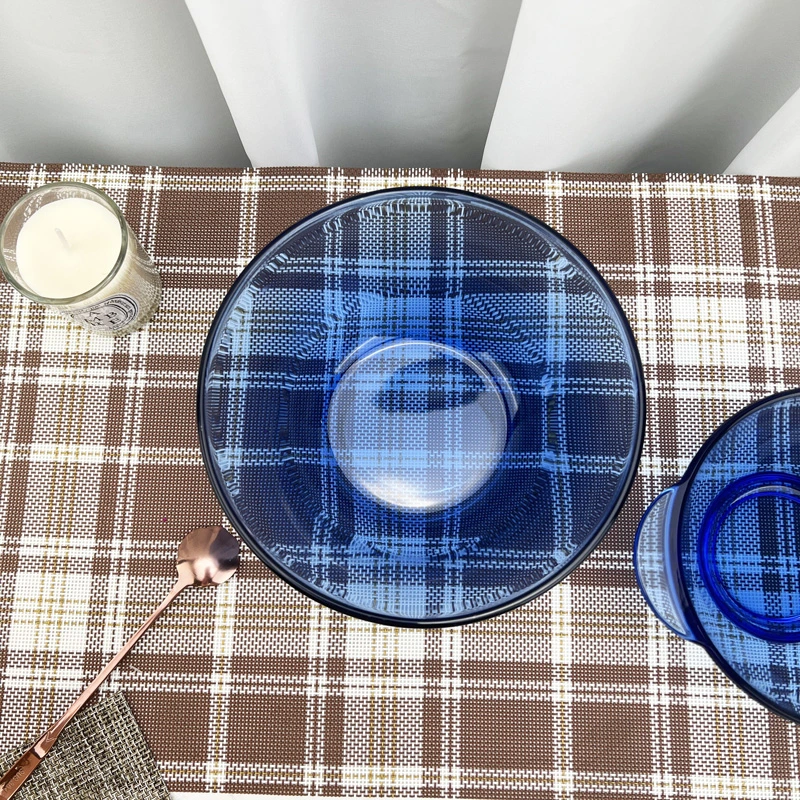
0 182 161 336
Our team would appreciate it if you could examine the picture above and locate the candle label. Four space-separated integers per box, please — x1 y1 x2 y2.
70 294 140 331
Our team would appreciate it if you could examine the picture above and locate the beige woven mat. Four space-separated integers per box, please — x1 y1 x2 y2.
0 164 799 798
0 692 168 799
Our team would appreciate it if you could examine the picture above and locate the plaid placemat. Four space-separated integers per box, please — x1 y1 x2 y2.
0 163 798 799
0 692 168 799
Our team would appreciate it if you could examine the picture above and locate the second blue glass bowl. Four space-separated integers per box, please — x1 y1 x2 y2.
198 188 645 626
635 389 800 722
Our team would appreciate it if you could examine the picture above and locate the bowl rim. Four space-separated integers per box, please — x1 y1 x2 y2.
197 185 647 628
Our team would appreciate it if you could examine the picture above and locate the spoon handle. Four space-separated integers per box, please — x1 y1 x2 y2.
0 576 191 800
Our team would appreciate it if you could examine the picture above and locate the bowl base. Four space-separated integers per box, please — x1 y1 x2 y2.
326 338 513 512
699 472 800 641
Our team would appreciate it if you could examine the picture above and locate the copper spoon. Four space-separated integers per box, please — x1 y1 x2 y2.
0 525 240 800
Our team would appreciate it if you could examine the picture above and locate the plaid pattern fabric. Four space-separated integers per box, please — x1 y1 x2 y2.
0 163 799 798
202 189 641 623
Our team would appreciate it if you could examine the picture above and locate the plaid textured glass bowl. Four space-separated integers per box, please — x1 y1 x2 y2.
198 188 645 626
635 389 800 722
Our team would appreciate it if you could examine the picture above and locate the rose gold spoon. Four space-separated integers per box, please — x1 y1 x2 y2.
0 525 240 800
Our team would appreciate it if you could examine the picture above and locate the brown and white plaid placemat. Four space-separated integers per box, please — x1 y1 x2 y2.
0 163 799 799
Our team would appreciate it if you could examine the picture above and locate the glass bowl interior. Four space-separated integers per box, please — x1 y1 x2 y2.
198 188 644 625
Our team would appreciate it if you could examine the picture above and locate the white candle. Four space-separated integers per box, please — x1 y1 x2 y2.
16 198 122 298
0 183 161 336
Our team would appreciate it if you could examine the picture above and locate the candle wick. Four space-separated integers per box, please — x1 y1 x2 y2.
55 227 70 252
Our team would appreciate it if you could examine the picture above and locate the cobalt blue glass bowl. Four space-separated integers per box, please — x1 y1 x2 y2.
198 187 645 627
635 389 800 722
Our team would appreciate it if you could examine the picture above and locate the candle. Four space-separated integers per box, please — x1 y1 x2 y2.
17 198 122 298
0 183 161 336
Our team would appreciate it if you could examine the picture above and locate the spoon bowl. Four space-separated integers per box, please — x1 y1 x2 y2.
177 525 240 586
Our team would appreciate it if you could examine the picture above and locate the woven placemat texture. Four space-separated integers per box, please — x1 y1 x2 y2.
0 163 799 799
0 692 168 799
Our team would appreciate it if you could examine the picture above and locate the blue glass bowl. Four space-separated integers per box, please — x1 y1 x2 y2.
199 188 645 626
635 389 800 722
